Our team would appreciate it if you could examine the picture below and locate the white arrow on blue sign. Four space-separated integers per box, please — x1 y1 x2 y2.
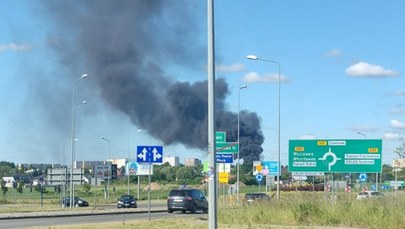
137 146 163 163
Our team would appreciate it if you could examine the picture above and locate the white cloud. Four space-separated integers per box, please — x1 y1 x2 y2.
347 125 378 133
298 134 316 140
383 132 402 141
0 43 32 52
216 63 245 73
385 90 405 97
345 61 399 78
324 48 342 57
391 120 405 129
390 105 405 114
243 71 289 83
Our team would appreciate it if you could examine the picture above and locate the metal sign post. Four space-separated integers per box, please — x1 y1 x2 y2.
137 146 163 221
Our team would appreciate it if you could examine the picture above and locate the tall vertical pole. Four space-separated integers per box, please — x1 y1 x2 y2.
70 81 76 209
245 56 281 199
127 135 130 195
207 0 217 228
237 85 247 203
137 175 140 199
276 62 281 200
148 163 151 220
101 137 111 200
70 74 87 209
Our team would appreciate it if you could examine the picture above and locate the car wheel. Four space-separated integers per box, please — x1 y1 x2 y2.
168 209 173 213
203 208 208 213
190 204 197 213
181 210 187 213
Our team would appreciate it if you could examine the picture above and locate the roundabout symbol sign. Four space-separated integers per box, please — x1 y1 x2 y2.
359 173 367 182
318 147 342 171
255 173 263 182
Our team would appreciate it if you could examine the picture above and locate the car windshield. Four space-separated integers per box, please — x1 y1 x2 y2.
120 195 134 200
169 190 189 197
246 193 268 198
370 192 384 196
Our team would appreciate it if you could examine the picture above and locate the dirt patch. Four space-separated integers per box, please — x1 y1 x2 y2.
143 182 162 191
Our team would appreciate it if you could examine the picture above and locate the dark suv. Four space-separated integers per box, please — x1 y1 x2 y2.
167 188 208 213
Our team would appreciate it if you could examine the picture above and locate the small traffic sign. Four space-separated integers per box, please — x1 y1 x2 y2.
216 153 233 163
255 173 263 182
137 146 163 163
216 132 226 143
371 185 376 190
359 173 367 182
216 142 239 153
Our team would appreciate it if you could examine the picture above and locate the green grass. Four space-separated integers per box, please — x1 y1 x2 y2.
2 184 405 228
219 191 405 229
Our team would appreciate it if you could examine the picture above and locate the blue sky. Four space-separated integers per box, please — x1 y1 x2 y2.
1 1 404 166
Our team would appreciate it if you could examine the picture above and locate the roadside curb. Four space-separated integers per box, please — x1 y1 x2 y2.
0 208 168 220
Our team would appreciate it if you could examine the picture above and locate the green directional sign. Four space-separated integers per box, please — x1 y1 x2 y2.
289 139 382 173
216 142 239 153
216 132 226 143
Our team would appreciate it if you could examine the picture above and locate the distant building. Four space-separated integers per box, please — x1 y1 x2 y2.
184 158 202 167
74 160 110 170
109 159 127 169
163 156 180 166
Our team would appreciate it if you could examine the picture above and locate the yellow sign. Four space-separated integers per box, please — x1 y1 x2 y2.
317 141 327 146
219 177 228 183
368 148 379 153
219 172 229 183
256 165 262 172
294 146 304 151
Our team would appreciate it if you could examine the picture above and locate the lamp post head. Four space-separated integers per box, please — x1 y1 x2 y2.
246 55 258 60
240 85 247 90
101 137 111 142
81 74 88 79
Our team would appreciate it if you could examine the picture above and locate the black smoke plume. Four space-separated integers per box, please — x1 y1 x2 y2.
37 0 264 164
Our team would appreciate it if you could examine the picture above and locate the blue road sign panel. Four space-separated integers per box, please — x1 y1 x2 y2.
359 173 367 182
256 173 263 182
262 161 278 175
137 146 163 163
216 154 233 163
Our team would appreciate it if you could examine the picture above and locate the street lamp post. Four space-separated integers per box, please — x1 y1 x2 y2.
70 73 87 209
246 55 281 200
101 137 111 200
237 85 247 203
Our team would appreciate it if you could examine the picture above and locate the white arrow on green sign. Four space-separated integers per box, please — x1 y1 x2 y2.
216 142 238 153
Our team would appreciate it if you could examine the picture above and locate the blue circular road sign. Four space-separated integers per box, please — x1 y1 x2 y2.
359 173 367 182
256 173 263 182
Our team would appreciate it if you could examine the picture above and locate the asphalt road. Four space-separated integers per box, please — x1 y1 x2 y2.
1 211 207 229
0 200 208 229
